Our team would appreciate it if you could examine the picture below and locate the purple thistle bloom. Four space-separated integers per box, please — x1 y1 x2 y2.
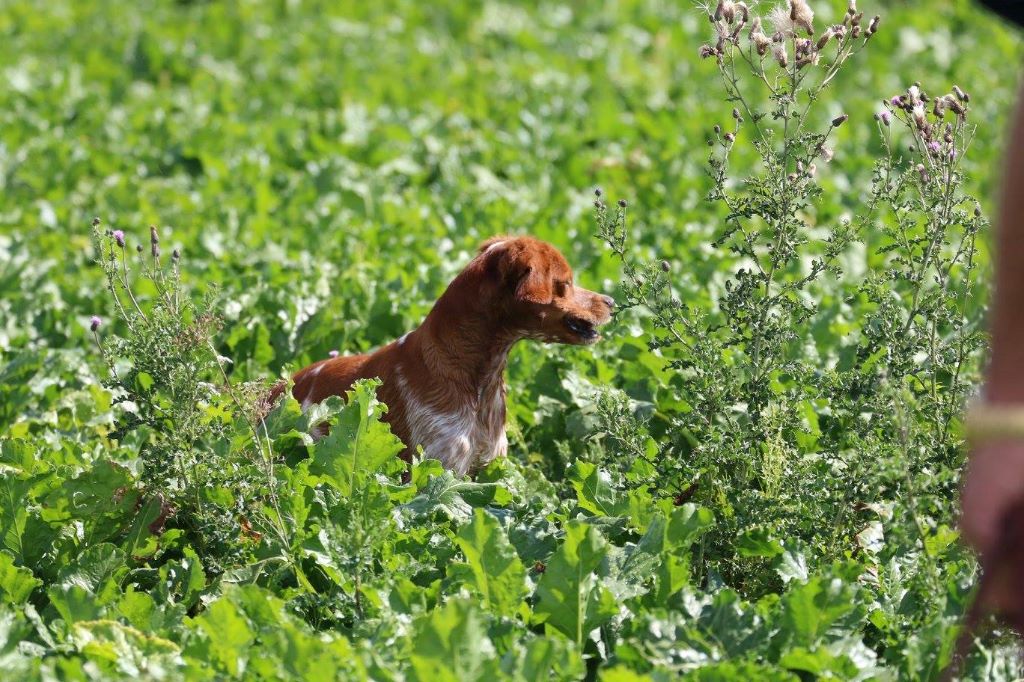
928 141 941 154
328 350 339 358
90 316 102 332
890 96 901 107
880 111 891 126
112 230 125 248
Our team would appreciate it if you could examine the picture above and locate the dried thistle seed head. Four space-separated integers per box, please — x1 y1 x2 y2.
831 113 849 128
851 25 861 38
699 44 716 59
866 15 880 36
150 225 159 244
736 2 749 22
847 0 857 15
816 28 833 49
90 316 102 332
953 85 970 102
772 42 788 67
819 145 834 162
112 230 125 248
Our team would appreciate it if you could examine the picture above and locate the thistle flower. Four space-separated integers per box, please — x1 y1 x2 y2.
928 141 941 155
749 17 771 54
699 44 717 59
112 230 125 248
880 110 891 126
819 145 834 163
90 316 102 332
771 41 788 67
953 85 969 103
789 0 814 34
329 350 340 358
890 96 902 108
816 28 833 50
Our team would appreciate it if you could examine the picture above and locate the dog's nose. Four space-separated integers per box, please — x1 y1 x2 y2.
602 295 615 309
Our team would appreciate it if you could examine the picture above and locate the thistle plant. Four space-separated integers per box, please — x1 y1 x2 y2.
89 220 286 569
596 0 988 602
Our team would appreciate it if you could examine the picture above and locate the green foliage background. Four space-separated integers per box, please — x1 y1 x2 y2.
1 0 1022 679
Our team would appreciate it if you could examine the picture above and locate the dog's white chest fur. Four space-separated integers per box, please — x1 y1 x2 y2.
395 370 508 475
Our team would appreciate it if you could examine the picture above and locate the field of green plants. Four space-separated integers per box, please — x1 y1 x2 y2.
2 0 1023 679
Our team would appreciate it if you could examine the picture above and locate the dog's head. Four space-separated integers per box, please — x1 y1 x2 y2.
476 236 614 345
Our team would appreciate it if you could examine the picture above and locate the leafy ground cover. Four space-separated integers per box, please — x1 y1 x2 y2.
1 0 1023 679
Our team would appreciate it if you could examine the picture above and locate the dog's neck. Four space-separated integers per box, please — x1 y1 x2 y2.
416 300 519 400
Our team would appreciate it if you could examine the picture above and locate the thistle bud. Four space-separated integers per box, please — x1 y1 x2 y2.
831 113 849 128
975 203 982 218
851 25 861 38
112 230 125 248
724 132 735 143
880 110 891 126
172 248 180 261
816 29 833 50
953 85 969 102
661 260 671 272
618 199 627 208
714 124 721 134
732 108 740 119
90 316 102 332
136 244 143 254
594 187 602 197
867 15 880 35
92 217 101 227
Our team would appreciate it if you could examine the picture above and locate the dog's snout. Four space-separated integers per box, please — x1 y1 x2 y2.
602 295 615 309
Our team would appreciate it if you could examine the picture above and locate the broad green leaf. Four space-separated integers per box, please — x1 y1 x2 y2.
403 471 511 522
450 508 528 616
408 598 499 682
534 522 618 645
310 379 404 496
0 551 40 605
569 461 629 518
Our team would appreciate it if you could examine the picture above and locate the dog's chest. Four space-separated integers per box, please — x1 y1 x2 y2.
401 380 507 476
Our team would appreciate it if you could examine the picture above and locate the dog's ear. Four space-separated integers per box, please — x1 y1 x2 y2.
478 238 553 304
514 265 553 304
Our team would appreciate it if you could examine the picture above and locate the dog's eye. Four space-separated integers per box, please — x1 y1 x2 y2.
555 281 569 297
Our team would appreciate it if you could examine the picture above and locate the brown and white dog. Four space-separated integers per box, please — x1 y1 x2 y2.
271 236 614 475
